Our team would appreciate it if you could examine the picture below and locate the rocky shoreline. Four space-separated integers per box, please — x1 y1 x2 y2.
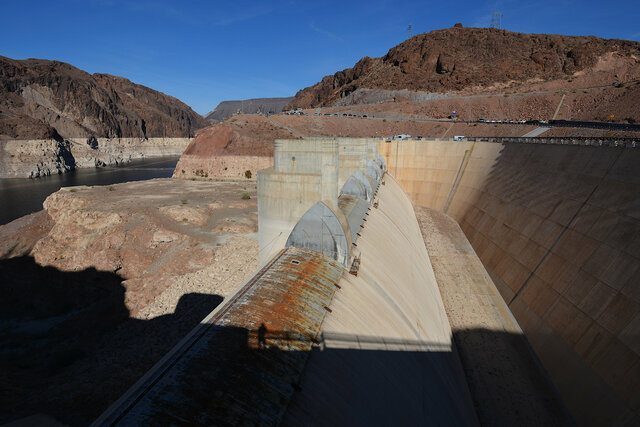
0 137 191 178
0 178 260 424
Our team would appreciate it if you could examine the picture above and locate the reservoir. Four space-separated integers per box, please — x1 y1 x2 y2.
0 156 180 225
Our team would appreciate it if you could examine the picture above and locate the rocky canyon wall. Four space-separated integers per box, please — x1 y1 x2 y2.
0 137 190 178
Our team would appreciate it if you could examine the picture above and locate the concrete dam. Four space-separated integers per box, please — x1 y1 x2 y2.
94 138 638 425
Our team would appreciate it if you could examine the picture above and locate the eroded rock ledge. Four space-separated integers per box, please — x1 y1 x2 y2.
0 137 191 178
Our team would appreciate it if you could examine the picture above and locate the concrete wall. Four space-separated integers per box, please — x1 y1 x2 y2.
380 139 640 426
336 137 379 188
258 138 379 265
257 169 323 264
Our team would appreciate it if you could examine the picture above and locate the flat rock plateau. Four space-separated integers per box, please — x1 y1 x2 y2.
0 178 259 425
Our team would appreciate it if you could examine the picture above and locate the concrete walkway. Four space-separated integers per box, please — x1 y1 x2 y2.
415 206 572 426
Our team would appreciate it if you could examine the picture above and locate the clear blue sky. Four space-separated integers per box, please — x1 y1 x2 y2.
2 0 639 114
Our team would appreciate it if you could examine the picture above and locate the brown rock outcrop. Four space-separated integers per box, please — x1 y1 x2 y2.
286 27 640 108
0 56 208 140
174 114 299 180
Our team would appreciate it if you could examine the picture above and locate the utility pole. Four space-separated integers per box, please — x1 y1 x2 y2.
407 24 413 39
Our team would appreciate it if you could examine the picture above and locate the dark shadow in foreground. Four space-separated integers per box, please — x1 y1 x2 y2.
0 256 223 426
99 327 571 427
0 257 571 426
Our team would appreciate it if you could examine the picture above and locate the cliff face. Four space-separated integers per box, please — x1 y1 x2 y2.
204 97 294 123
0 137 191 178
286 27 640 108
0 56 208 140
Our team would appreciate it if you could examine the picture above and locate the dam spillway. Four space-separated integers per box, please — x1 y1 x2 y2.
94 138 482 425
95 137 637 425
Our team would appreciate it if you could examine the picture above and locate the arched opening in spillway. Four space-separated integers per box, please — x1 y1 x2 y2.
341 170 373 201
285 201 351 266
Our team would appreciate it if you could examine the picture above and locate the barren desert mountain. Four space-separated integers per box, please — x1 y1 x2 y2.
286 26 640 109
0 56 209 140
204 97 294 123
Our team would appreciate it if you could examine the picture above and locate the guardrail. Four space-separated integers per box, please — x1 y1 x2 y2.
384 136 640 148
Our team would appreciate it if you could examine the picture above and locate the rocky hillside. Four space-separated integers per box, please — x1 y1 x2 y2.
204 97 294 123
174 114 299 180
286 26 640 108
0 56 208 140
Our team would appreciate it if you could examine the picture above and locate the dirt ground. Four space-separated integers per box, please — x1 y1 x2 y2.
0 178 261 425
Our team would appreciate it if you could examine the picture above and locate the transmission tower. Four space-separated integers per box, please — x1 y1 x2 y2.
407 24 413 39
490 11 502 29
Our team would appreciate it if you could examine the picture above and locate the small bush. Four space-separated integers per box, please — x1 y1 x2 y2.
503 93 509 97
181 199 188 205
244 170 252 179
382 119 387 123
181 169 185 174
241 192 251 200
70 188 77 193
108 186 115 191
572 89 577 93
182 218 188 222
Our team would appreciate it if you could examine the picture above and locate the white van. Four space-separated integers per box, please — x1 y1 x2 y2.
453 135 465 141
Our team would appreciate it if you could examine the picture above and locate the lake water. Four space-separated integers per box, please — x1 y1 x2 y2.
0 156 180 225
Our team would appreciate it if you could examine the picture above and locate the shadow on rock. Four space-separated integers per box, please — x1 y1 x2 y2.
0 256 223 426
